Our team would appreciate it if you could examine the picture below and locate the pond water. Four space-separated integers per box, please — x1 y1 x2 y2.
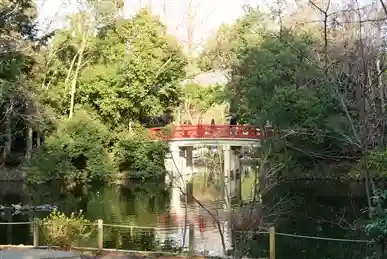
0 179 374 259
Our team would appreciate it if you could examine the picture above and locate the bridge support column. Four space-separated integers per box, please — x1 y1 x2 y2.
184 146 194 202
170 145 194 201
234 149 242 202
170 145 182 189
223 144 231 209
185 146 193 182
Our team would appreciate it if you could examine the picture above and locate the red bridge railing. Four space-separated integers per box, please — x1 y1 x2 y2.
149 124 262 140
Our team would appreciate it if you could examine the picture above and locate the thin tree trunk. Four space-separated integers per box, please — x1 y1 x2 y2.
65 53 78 86
3 104 13 161
184 100 194 124
25 102 33 161
25 126 33 161
187 0 193 56
36 132 41 148
376 0 385 146
69 33 87 118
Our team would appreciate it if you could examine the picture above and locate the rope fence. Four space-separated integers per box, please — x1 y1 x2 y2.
235 230 371 243
0 221 32 225
0 219 374 259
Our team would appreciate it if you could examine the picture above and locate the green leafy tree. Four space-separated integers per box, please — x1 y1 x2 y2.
78 9 187 127
113 129 168 180
0 0 52 165
365 189 387 259
28 110 115 185
198 8 270 72
199 5 383 258
27 8 186 181
179 82 225 124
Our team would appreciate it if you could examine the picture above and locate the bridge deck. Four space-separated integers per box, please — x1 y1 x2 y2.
149 124 263 146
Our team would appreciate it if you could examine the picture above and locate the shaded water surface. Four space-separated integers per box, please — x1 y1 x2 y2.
0 180 374 259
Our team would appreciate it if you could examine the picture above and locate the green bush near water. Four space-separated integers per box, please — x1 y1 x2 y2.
27 111 170 184
41 210 95 250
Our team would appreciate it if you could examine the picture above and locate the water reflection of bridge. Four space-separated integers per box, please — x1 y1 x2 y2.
155 187 232 257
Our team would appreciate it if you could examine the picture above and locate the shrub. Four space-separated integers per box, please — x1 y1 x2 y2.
28 110 116 185
41 210 95 250
112 129 168 180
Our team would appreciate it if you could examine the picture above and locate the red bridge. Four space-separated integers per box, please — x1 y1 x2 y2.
149 124 263 141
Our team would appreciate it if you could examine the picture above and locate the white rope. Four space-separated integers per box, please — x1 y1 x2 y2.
0 222 32 225
0 221 372 243
275 232 371 243
238 230 371 243
101 223 180 231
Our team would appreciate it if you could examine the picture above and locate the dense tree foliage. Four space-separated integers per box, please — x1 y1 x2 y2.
28 110 114 184
199 3 387 258
200 5 384 176
0 2 187 183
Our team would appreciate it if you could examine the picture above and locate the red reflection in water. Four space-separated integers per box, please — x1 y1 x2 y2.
157 213 209 232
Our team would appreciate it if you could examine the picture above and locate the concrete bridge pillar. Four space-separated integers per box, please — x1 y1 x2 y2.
168 145 180 187
169 145 194 198
223 144 231 209
184 146 194 202
223 145 242 207
185 146 193 182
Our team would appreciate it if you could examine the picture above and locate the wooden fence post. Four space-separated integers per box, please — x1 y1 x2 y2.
33 218 39 247
269 226 275 259
188 223 194 258
97 219 103 250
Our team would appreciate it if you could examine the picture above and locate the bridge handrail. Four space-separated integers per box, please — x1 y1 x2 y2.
149 124 263 140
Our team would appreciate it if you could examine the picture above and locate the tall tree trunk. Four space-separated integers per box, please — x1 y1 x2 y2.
65 53 78 86
187 0 193 56
25 127 33 162
3 104 13 162
36 131 41 148
376 0 385 146
25 102 33 162
69 33 87 118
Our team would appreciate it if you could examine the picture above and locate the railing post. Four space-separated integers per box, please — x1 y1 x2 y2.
33 218 39 247
269 226 275 259
97 219 103 250
188 223 194 258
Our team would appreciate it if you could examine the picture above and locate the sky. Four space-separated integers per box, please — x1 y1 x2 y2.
36 0 374 52
36 0 262 51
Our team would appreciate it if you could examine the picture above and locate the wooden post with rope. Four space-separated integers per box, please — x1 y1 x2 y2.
269 226 276 259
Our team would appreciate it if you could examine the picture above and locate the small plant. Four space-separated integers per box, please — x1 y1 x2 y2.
41 210 95 250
